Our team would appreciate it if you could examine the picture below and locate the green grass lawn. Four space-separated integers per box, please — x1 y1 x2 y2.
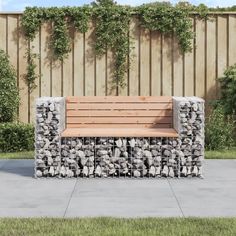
0 151 34 159
0 218 236 236
0 147 236 160
205 147 236 159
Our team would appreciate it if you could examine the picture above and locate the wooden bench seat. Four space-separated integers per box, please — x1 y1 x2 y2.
61 128 178 137
61 96 178 138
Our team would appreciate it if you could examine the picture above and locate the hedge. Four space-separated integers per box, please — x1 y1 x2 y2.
0 123 34 152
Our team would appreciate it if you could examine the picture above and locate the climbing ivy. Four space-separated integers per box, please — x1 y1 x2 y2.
21 1 236 90
24 47 39 92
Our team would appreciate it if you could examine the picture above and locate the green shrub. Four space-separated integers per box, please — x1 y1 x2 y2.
217 64 236 116
0 123 34 152
205 106 235 150
0 49 20 122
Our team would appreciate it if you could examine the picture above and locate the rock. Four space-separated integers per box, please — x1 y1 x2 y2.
82 166 89 176
149 166 155 177
129 138 136 147
36 170 42 177
162 165 168 177
192 165 198 176
49 166 54 176
115 138 122 148
169 167 174 178
114 148 121 157
156 166 161 176
49 103 54 111
133 170 141 177
60 166 66 176
95 165 102 176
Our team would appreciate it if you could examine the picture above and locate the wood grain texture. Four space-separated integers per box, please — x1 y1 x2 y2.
61 128 178 137
84 21 95 96
74 31 84 96
173 35 183 96
195 18 205 98
129 17 139 96
140 27 150 96
151 31 161 96
184 18 194 96
206 17 217 102
162 34 172 96
29 31 40 123
0 15 7 50
40 23 51 96
228 15 236 66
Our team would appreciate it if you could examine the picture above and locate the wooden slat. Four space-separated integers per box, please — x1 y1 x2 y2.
40 23 51 96
66 96 172 103
162 34 172 95
129 17 139 95
85 21 95 96
229 15 236 66
206 17 217 102
106 50 116 95
195 18 205 98
173 35 183 96
29 30 40 123
67 110 172 117
151 31 161 96
66 123 172 128
0 15 7 51
66 102 172 110
140 27 150 96
217 16 227 83
74 30 84 96
67 116 172 124
63 36 73 96
96 51 106 96
61 128 178 137
184 18 194 96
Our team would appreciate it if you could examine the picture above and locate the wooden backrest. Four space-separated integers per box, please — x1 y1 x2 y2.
66 96 173 128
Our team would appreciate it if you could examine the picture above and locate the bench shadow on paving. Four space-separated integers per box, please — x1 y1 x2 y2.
0 160 34 177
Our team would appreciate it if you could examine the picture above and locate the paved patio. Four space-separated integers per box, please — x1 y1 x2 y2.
0 159 236 217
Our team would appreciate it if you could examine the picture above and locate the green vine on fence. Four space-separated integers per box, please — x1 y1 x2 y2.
21 1 236 91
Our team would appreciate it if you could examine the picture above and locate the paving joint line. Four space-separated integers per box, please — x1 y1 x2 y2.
63 178 78 218
167 179 185 217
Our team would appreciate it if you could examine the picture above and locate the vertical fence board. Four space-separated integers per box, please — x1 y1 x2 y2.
151 31 161 96
40 23 51 97
162 34 172 96
217 16 228 79
74 31 84 96
84 21 95 96
228 15 236 66
173 35 183 96
140 28 150 96
29 31 40 123
129 18 139 96
206 17 217 103
195 18 205 98
0 15 7 50
106 50 116 95
184 18 194 96
96 54 106 96
63 42 73 96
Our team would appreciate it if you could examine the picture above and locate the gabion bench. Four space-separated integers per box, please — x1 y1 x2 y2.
35 96 204 178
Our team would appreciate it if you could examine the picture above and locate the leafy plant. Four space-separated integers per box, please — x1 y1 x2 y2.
0 49 20 123
217 64 236 116
24 47 40 92
0 122 34 152
205 106 235 150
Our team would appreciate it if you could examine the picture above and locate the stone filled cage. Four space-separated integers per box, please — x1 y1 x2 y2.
35 96 204 178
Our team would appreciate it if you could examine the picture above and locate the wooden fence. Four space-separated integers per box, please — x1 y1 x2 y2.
1 13 236 123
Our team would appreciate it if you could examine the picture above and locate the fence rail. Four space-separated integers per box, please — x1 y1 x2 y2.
1 13 236 123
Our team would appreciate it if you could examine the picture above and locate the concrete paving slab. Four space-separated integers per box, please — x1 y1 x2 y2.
65 179 182 217
0 159 236 217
